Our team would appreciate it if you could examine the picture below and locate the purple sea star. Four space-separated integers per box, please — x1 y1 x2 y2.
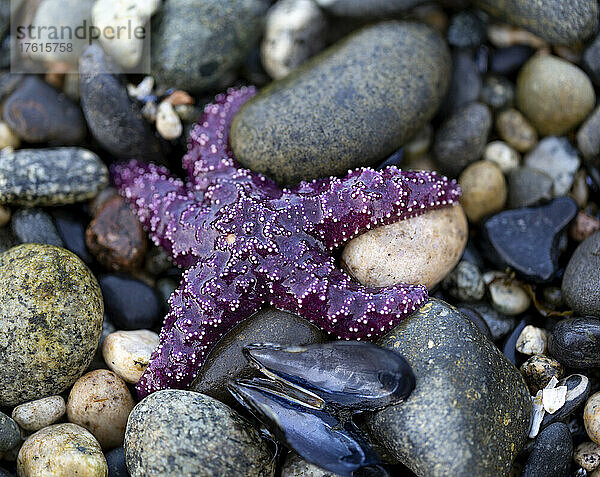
112 86 461 398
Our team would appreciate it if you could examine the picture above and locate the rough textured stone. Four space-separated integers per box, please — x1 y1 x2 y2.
125 390 275 477
0 244 103 406
562 231 600 317
366 299 531 477
231 22 450 185
342 205 468 289
0 412 19 453
191 308 327 406
11 396 66 432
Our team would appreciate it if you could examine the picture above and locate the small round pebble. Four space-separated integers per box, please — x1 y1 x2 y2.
549 317 600 368
11 396 66 432
102 330 159 384
488 278 531 316
67 369 135 450
0 412 19 453
459 161 507 223
516 325 548 355
575 441 600 472
155 100 183 140
585 393 600 445
496 108 537 153
342 205 468 289
479 75 515 111
517 55 595 136
441 260 485 302
17 423 107 477
125 390 275 477
520 355 564 394
483 141 519 173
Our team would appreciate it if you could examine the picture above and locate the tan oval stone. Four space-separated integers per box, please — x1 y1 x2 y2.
17 423 107 477
102 330 159 384
341 205 467 289
459 161 507 223
12 395 66 432
586 392 600 445
67 369 134 450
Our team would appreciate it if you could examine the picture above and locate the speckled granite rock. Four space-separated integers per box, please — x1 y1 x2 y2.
472 0 598 45
366 299 531 476
0 244 104 406
0 148 108 206
231 21 450 185
125 390 275 477
191 308 327 406
17 423 107 477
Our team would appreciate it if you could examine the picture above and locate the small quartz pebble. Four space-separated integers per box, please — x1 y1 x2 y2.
516 325 548 355
102 330 159 384
483 141 519 173
67 369 135 450
520 355 564 394
575 442 600 472
17 423 107 477
11 396 66 432
496 108 537 153
459 161 507 223
542 385 568 414
488 277 531 316
155 100 183 140
585 392 600 445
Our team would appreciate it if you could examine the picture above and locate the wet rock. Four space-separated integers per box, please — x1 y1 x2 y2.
523 137 580 197
3 76 85 144
125 390 275 477
517 55 595 136
541 374 590 429
102 330 159 384
433 102 492 177
261 0 327 80
516 325 547 355
481 198 577 283
17 423 107 477
458 160 506 223
549 317 600 368
11 396 66 432
79 44 162 162
479 75 515 111
507 167 553 209
585 392 600 445
86 195 147 271
521 422 572 477
11 208 63 247
191 307 327 406
0 148 108 206
152 0 267 92
465 301 516 341
562 231 600 317
0 413 19 453
577 104 600 168
496 108 537 153
489 45 535 76
0 244 103 406
520 355 564 394
366 299 530 476
342 205 468 289
231 22 451 185
473 0 598 45
67 369 134 450
441 261 485 302
575 441 600 471
106 446 127 477
99 274 160 330
483 141 519 173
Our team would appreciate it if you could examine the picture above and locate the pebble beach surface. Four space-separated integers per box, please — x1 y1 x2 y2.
0 1 599 476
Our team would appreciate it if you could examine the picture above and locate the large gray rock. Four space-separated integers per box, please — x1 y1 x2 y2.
230 21 450 185
366 299 531 476
152 0 268 92
562 231 600 318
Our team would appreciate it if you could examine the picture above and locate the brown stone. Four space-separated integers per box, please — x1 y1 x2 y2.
86 195 147 271
570 211 600 242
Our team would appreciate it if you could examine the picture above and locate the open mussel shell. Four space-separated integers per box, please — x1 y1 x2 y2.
228 378 382 477
243 341 415 412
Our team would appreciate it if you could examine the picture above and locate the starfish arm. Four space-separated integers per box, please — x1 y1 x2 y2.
136 257 265 398
296 167 461 250
111 160 201 268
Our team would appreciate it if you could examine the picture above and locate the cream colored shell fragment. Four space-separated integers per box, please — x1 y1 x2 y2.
102 329 159 383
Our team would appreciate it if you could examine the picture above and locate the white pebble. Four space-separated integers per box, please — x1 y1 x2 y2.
12 396 66 432
156 100 183 140
102 330 159 383
516 325 548 355
483 141 520 173
127 76 155 101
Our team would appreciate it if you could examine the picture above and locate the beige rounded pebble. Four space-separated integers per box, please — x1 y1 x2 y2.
12 396 66 432
102 329 159 383
341 205 468 289
0 122 20 150
586 393 600 445
516 325 548 355
575 441 600 472
488 279 531 316
155 100 183 140
496 108 538 153
17 423 107 477
459 161 507 223
483 141 520 173
67 369 134 450
517 55 595 136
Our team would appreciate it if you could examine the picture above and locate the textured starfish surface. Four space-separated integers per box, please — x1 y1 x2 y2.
112 86 462 398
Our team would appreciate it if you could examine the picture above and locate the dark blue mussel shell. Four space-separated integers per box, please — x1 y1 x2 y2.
228 377 382 476
243 341 415 412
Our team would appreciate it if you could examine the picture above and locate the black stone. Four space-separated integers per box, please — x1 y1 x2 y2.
548 317 600 368
481 198 577 283
456 304 493 339
51 208 92 264
377 148 403 170
541 374 590 429
489 45 535 76
105 446 128 477
438 50 482 119
79 45 163 163
447 10 486 48
3 76 85 144
464 301 516 341
502 319 528 365
562 231 600 318
521 423 573 477
12 208 64 247
0 411 19 452
99 274 161 330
